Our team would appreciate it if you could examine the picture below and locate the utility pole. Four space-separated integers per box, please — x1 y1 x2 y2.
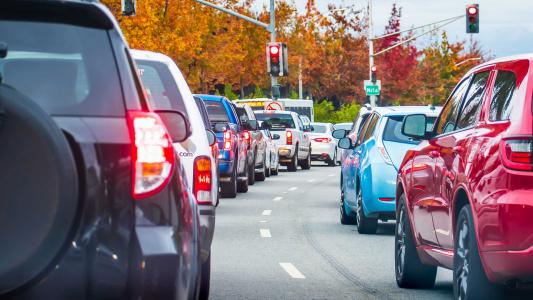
194 0 278 99
367 0 377 107
298 57 303 99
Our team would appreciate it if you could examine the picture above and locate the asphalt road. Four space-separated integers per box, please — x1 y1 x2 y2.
210 162 455 300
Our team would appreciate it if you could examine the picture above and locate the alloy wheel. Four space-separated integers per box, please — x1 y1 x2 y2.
456 219 470 300
396 207 406 277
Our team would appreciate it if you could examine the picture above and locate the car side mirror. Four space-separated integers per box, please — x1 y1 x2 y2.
155 110 192 143
206 129 216 146
338 137 353 150
332 129 347 139
402 114 428 139
214 123 227 133
272 134 280 140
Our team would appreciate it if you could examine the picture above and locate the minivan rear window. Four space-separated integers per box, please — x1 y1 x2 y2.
0 20 124 116
255 113 295 130
204 101 230 123
135 60 188 116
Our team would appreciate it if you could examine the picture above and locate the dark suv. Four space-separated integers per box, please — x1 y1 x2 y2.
0 1 200 299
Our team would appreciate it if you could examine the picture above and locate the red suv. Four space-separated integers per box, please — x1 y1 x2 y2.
395 55 533 299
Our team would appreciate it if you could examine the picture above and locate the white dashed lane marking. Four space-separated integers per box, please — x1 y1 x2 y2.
273 196 283 202
307 179 316 182
260 229 272 238
289 186 298 191
279 263 305 279
262 210 272 216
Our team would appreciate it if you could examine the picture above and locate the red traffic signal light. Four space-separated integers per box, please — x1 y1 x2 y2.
269 45 280 63
466 4 479 34
371 66 377 72
266 42 288 77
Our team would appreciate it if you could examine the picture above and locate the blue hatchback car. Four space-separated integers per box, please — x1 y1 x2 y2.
335 106 441 234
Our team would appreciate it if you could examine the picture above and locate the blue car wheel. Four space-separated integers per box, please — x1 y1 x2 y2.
356 184 378 234
340 184 356 225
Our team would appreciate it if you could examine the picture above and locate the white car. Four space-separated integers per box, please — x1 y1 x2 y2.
260 128 280 176
132 49 217 296
309 122 342 166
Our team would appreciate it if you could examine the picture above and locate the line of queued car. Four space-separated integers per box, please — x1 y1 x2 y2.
335 55 533 299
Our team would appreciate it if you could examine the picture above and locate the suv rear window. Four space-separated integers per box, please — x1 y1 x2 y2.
383 116 436 145
204 101 230 123
255 113 295 130
136 60 187 116
0 20 123 116
311 124 328 133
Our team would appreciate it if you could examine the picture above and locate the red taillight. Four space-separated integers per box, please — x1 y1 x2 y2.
243 130 251 149
501 138 533 171
286 130 293 145
127 111 175 199
379 197 395 202
224 130 232 150
193 156 213 205
313 137 331 143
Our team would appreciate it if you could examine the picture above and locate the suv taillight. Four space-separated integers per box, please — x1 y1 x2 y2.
224 130 232 150
243 130 251 148
501 138 533 171
127 111 175 199
286 130 293 145
313 137 331 143
193 156 212 204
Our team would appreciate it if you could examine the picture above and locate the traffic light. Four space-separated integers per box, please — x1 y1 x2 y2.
466 4 479 33
371 65 377 83
122 0 136 16
266 42 288 77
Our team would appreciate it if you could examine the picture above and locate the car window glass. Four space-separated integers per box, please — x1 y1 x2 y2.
0 20 123 116
136 60 187 115
435 78 470 135
194 97 211 128
204 101 230 123
296 117 304 129
311 124 328 133
489 71 516 121
457 72 490 129
356 115 373 145
383 116 437 145
362 114 379 143
255 113 296 131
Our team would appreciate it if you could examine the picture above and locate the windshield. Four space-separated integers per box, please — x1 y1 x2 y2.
0 20 123 116
204 101 230 123
311 124 328 133
135 60 188 116
383 116 436 145
256 113 295 131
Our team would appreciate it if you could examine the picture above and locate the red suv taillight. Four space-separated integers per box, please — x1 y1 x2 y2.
193 156 213 204
501 138 533 171
286 130 293 145
223 130 232 150
243 130 251 148
313 137 331 143
127 111 175 199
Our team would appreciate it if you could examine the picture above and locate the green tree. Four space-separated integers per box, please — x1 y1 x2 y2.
289 90 299 99
248 85 267 98
334 102 360 123
314 99 337 123
224 83 239 100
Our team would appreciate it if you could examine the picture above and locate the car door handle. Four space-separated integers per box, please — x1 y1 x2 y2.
453 146 464 154
429 151 440 158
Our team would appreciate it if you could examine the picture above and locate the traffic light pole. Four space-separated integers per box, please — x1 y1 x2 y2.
193 0 278 100
367 0 377 107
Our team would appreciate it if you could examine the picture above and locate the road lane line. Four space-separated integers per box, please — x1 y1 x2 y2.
289 186 298 191
328 174 335 177
307 179 316 182
279 263 305 279
260 229 271 238
282 191 288 194
273 196 283 202
259 220 268 223
262 210 272 216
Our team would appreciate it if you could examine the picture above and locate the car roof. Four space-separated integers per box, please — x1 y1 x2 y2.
194 94 228 102
371 106 442 117
131 49 175 65
311 122 332 126
255 110 293 115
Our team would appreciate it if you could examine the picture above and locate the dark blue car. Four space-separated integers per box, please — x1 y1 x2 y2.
195 95 250 198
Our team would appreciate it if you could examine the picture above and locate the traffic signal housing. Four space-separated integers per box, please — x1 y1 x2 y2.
266 42 288 77
371 66 377 83
466 4 479 33
122 0 136 16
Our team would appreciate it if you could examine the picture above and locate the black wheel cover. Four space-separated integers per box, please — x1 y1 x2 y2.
0 85 78 294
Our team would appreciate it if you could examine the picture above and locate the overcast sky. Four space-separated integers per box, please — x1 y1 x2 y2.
256 0 533 57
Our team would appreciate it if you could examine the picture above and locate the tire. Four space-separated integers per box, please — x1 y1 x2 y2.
395 194 437 289
355 185 378 234
0 85 79 294
248 152 256 186
340 184 357 225
300 150 311 170
287 149 298 172
255 154 266 181
221 163 237 198
271 160 279 175
265 155 271 177
454 205 502 300
237 159 249 193
199 254 211 300
328 151 336 167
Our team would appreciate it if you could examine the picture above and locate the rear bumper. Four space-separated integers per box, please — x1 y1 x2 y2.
278 145 295 160
218 159 235 176
362 162 397 217
310 142 335 160
482 246 533 284
198 205 216 262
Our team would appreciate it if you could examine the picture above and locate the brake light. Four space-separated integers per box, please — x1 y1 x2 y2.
377 146 393 165
243 130 251 142
224 130 232 150
501 138 533 171
286 130 293 145
193 156 212 204
313 137 331 143
127 111 175 199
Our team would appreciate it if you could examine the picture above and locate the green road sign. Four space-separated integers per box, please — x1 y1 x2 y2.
365 85 380 96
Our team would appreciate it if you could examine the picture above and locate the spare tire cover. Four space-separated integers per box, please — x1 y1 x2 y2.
0 85 78 294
